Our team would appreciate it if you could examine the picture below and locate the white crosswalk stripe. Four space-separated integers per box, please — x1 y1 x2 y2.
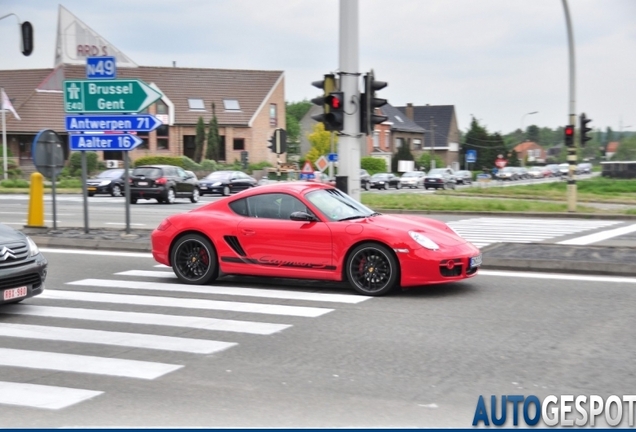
0 265 363 410
447 217 622 248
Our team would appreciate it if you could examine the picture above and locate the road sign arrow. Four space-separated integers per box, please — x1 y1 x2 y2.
63 79 163 113
69 133 144 151
65 114 162 133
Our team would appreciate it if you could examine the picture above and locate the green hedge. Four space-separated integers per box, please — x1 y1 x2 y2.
361 157 387 174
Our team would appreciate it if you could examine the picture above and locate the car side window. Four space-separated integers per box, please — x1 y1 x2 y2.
176 168 187 179
245 193 308 220
228 198 249 217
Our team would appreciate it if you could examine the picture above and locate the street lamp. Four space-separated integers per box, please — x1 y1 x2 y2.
520 111 539 138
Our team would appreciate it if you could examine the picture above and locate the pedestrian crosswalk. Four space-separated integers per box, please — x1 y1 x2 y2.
447 217 622 248
0 266 369 410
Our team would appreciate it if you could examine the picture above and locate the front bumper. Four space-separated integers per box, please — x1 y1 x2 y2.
0 254 47 304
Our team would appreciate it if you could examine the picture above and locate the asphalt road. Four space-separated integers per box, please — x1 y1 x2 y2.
1 249 635 427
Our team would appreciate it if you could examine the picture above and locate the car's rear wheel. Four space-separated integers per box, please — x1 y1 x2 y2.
164 188 176 204
111 185 122 197
88 192 95 197
222 185 231 196
396 182 402 190
190 188 200 203
171 234 218 285
129 196 137 204
346 243 399 296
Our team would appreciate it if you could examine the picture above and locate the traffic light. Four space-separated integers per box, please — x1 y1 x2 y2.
268 128 287 154
21 21 33 56
360 70 388 135
564 125 575 148
580 113 592 147
322 92 344 132
311 74 338 131
240 150 248 169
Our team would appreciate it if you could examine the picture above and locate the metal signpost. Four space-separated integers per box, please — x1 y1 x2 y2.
65 57 164 233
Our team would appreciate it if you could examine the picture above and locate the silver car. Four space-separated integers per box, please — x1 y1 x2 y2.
399 171 426 188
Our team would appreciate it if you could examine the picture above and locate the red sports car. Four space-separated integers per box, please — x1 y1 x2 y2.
151 182 481 296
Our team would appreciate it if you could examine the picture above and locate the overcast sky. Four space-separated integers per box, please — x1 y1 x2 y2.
1 0 634 135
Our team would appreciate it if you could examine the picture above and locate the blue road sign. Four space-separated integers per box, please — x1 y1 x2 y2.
328 152 338 162
65 114 162 133
300 173 315 180
86 56 117 80
69 133 144 151
466 149 477 163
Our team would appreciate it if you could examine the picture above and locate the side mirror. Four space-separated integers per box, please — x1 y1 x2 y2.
290 211 318 222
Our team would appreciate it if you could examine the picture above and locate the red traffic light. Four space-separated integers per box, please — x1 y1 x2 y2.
325 93 342 109
565 125 574 136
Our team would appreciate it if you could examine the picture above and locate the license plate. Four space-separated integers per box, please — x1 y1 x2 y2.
200 186 207 190
137 181 148 186
470 254 483 268
87 187 96 191
3 286 27 301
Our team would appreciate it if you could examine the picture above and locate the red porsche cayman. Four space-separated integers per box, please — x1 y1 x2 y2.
151 182 481 296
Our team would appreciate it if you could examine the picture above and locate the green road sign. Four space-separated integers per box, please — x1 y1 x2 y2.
63 79 163 113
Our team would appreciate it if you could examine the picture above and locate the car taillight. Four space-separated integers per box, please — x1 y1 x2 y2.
155 177 167 185
156 219 172 231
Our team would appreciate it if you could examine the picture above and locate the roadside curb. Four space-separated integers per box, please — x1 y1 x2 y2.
378 209 636 220
32 236 152 252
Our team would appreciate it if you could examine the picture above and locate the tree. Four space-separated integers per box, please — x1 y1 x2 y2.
612 134 636 161
462 117 506 170
417 153 445 172
526 125 540 143
507 149 520 167
206 103 219 161
305 122 336 165
285 100 312 159
194 117 206 163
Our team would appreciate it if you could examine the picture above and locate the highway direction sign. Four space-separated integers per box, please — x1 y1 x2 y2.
65 114 162 133
86 56 116 80
69 133 144 151
63 79 163 113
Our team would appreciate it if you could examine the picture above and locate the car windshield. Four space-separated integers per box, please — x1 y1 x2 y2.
305 188 376 222
371 174 388 180
133 167 162 177
205 171 232 180
428 169 447 175
529 167 542 171
97 169 123 179
402 172 420 177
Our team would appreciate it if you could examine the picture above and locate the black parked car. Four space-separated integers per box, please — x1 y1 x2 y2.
86 168 130 197
369 173 402 190
198 170 257 196
424 168 457 190
360 169 371 191
0 223 47 305
129 165 199 204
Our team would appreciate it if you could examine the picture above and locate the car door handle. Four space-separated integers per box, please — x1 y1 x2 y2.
241 229 255 236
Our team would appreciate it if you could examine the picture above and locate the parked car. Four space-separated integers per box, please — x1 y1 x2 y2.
86 168 130 197
150 182 481 296
577 162 592 174
369 173 401 190
424 168 457 189
129 165 199 204
198 170 257 196
558 163 570 176
527 166 548 179
545 164 561 177
400 171 426 188
0 223 47 305
454 170 473 185
514 167 530 180
360 169 371 191
495 166 519 181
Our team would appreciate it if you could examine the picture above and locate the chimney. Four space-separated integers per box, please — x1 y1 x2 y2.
405 103 414 121
173 61 176 67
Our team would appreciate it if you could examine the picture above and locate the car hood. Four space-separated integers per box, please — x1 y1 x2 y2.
361 214 466 247
0 223 27 244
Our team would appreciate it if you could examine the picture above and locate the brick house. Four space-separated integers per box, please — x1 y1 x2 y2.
513 141 547 164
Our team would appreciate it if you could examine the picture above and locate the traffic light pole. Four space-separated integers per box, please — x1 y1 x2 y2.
562 0 577 212
338 0 361 201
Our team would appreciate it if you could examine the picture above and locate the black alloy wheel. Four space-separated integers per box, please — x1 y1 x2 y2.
346 242 399 296
171 234 218 284
111 184 122 197
222 185 231 196
164 188 176 204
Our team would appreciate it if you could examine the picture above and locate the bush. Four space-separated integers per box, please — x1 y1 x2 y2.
418 153 445 171
0 179 29 188
56 178 82 188
361 157 387 174
201 159 220 172
180 156 202 171
133 156 184 168
69 151 100 176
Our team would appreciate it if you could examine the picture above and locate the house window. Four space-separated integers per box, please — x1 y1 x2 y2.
188 98 205 110
137 134 149 150
395 137 404 149
413 139 422 150
269 104 277 127
157 125 169 150
233 138 245 151
373 131 380 148
223 99 240 111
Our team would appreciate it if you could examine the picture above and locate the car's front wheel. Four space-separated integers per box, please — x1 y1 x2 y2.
190 188 200 203
222 185 231 196
111 184 122 197
171 234 218 285
346 242 399 296
364 182 370 191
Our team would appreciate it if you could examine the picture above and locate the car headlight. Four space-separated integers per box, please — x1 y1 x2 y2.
212 182 222 186
99 180 111 186
408 231 439 251
26 236 40 256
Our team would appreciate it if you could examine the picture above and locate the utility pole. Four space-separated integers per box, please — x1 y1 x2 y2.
562 0 577 212
429 116 436 170
337 0 361 201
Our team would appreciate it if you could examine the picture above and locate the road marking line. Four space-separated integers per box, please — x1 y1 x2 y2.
40 290 333 317
0 348 182 379
557 223 636 245
110 272 369 304
1 305 290 335
40 248 152 258
0 323 236 354
0 381 103 410
105 222 147 226
479 270 636 284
